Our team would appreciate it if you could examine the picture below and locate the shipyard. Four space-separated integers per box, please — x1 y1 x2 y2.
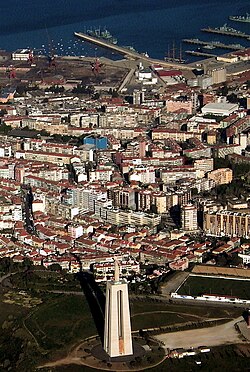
0 30 248 95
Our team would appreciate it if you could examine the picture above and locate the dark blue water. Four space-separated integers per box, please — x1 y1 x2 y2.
0 0 249 61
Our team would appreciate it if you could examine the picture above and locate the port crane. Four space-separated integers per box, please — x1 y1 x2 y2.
45 27 56 69
6 66 16 80
27 50 35 65
91 58 103 74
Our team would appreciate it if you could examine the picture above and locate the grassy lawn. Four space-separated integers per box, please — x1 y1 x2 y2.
129 298 241 333
130 298 240 319
131 311 199 330
178 276 250 300
0 294 27 324
9 270 82 292
0 291 96 371
25 294 96 352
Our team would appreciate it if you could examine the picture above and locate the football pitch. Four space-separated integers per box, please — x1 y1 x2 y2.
178 275 250 300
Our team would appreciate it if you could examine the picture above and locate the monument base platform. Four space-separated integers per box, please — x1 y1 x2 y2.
74 335 165 371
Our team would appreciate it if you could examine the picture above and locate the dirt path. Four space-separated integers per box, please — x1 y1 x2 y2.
38 356 82 369
131 310 204 319
156 316 244 350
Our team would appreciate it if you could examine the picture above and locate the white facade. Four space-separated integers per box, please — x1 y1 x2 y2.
68 224 83 239
137 69 152 80
12 49 31 61
0 146 12 157
201 102 239 116
12 207 22 221
129 167 155 184
239 251 250 265
32 200 45 213
181 204 198 231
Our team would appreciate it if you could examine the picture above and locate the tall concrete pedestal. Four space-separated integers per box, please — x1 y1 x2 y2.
104 262 133 358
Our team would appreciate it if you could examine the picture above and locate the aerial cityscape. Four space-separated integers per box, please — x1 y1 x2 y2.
0 0 250 371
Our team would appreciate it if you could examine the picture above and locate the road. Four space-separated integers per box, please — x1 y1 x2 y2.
48 290 83 296
117 68 135 92
40 289 250 310
0 272 16 284
156 316 244 350
161 272 189 295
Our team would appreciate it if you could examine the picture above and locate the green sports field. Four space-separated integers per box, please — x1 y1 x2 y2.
178 275 250 300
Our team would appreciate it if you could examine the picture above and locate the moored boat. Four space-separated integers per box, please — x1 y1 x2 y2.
229 13 250 23
86 27 118 44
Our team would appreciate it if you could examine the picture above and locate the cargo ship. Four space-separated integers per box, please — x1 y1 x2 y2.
229 13 250 23
86 27 117 44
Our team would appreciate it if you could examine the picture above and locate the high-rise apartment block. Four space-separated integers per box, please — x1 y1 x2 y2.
204 210 250 238
207 168 233 186
181 204 198 232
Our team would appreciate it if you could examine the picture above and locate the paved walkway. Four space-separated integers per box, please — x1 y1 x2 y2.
161 272 189 296
156 316 244 350
238 321 250 341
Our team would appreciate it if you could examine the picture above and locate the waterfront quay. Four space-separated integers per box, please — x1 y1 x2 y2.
74 32 194 70
185 50 217 58
201 27 250 39
183 39 245 50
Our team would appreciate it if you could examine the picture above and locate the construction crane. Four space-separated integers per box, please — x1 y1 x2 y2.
6 66 16 80
90 58 103 75
45 26 56 69
27 50 35 65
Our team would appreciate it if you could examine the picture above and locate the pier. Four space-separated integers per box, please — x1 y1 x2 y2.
183 39 245 50
201 28 250 39
185 50 217 58
74 32 194 70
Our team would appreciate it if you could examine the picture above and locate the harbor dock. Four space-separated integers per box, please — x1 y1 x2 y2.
201 27 250 39
185 50 217 58
183 39 245 50
74 32 194 70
